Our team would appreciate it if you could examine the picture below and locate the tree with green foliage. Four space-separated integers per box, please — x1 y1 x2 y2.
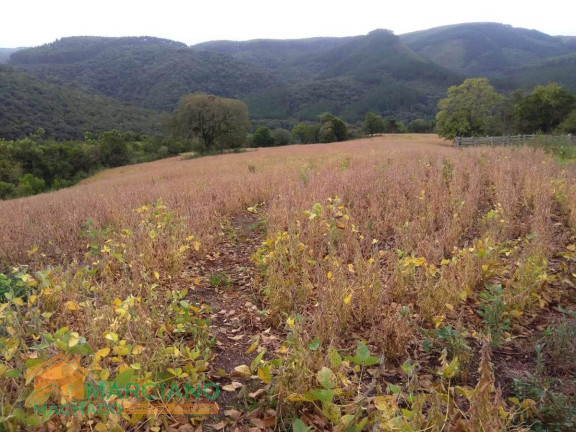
407 119 435 133
251 126 275 147
436 78 503 139
292 123 320 144
319 113 348 143
513 83 576 134
99 130 131 167
271 128 293 146
363 113 385 136
556 110 576 134
17 174 46 196
383 117 407 134
167 93 250 153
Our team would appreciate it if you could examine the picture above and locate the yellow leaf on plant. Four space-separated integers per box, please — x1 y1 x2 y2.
105 332 119 342
373 395 397 419
21 274 36 286
567 244 575 251
286 317 295 328
94 423 108 432
193 242 200 251
154 271 160 280
433 315 445 328
445 303 454 311
343 293 353 305
68 333 80 347
132 345 145 355
96 347 111 358
327 271 333 280
64 300 78 311
257 365 271 384
285 393 307 402
12 297 24 306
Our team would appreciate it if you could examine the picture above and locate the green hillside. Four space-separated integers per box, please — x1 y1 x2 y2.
10 36 279 111
0 48 22 63
192 36 356 82
199 30 462 121
0 64 160 140
401 22 574 75
496 53 576 91
5 24 576 134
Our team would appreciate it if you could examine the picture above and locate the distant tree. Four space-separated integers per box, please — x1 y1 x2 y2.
251 126 275 147
319 113 348 143
167 93 250 153
0 181 15 200
17 173 46 196
98 130 131 167
407 119 435 133
292 123 320 144
513 83 576 134
363 113 385 136
436 78 503 139
556 110 576 134
271 128 293 146
383 117 401 133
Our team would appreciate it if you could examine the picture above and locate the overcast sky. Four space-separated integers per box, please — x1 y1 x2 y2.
1 0 575 48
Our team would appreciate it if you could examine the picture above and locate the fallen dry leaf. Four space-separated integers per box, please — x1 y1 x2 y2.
222 381 243 392
231 364 251 378
248 388 267 400
224 409 242 421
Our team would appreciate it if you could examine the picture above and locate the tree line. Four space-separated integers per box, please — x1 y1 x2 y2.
0 130 190 200
435 78 576 140
0 91 436 200
164 93 435 151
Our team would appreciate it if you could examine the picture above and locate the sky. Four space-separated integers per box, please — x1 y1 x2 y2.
1 0 575 48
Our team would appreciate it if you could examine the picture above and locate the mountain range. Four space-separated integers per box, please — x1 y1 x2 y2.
1 22 575 140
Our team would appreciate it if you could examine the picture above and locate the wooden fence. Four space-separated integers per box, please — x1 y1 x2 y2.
454 134 574 147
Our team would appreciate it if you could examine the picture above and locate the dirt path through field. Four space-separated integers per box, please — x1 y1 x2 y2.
182 213 283 429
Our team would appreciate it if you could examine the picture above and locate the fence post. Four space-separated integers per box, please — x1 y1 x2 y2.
455 137 460 148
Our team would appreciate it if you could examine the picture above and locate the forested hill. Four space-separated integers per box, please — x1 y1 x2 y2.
237 30 462 121
9 36 279 112
0 64 160 140
9 33 461 124
400 22 575 76
0 48 22 63
495 53 576 91
3 23 576 140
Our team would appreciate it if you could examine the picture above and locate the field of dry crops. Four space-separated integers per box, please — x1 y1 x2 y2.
1 134 575 431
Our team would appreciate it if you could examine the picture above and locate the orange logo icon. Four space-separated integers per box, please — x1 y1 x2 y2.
26 354 96 404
